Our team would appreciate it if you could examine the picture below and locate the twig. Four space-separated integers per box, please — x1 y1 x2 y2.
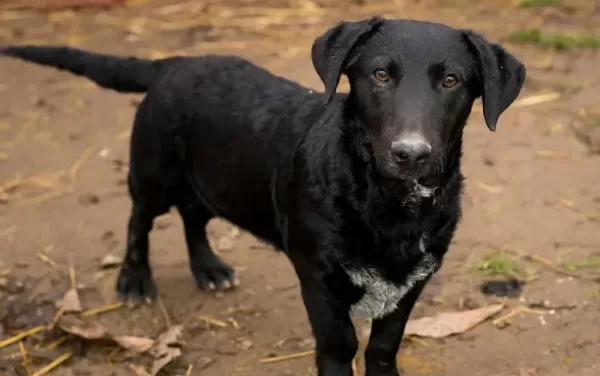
69 266 77 289
46 335 69 350
260 350 315 364
30 352 72 376
106 347 120 364
19 341 29 367
157 296 172 327
69 147 98 182
504 248 600 282
405 336 429 347
198 315 228 328
48 307 65 330
0 114 37 149
185 365 194 376
473 91 561 112
492 306 546 326
1 170 66 192
80 302 124 317
15 189 71 208
512 92 561 107
36 251 58 268
0 326 45 349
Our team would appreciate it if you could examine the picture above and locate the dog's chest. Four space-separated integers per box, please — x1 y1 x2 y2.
344 236 438 319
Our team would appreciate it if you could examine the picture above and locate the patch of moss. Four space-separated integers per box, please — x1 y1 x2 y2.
519 0 560 8
510 29 600 51
474 250 521 277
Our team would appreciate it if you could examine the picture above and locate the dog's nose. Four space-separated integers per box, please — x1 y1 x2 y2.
391 138 432 164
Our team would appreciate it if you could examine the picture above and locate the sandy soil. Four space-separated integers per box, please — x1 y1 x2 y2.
1 1 599 375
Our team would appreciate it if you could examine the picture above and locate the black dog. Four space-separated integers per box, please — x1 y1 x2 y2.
1 16 525 375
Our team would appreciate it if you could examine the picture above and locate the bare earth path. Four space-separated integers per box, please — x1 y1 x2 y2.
0 1 599 375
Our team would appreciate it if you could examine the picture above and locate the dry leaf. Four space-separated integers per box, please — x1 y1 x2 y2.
58 316 110 340
114 335 154 353
149 325 184 376
404 304 504 338
58 316 154 353
56 288 82 313
217 237 234 251
101 254 122 268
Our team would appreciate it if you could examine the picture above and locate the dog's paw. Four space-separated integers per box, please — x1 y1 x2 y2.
191 258 239 291
116 263 157 305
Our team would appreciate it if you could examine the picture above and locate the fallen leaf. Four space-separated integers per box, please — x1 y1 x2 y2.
56 288 82 313
58 316 153 353
196 357 215 370
149 325 184 376
58 316 110 340
403 304 504 338
217 237 234 251
100 254 122 268
114 335 154 353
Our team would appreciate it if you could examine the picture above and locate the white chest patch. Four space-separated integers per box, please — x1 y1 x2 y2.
344 237 438 319
414 182 434 198
403 180 436 206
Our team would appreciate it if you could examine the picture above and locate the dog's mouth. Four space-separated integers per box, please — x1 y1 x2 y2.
381 159 441 182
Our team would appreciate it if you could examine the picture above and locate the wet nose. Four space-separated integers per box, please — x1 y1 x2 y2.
391 138 432 165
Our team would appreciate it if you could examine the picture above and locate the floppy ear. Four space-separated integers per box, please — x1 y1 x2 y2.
311 16 384 104
462 30 526 131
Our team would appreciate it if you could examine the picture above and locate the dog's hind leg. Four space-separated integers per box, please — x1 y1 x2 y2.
116 107 173 304
117 174 170 303
173 180 238 291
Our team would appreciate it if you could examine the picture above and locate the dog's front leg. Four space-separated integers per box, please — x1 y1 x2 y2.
300 282 357 376
364 282 427 376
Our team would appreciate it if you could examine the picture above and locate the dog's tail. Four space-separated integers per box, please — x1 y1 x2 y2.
1 45 172 93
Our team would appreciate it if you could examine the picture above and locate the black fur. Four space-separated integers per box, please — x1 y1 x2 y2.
2 16 525 376
0 45 173 92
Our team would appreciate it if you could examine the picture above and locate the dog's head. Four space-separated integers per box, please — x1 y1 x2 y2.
312 17 526 180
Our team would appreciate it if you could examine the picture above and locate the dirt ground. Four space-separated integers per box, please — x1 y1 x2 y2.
1 0 599 375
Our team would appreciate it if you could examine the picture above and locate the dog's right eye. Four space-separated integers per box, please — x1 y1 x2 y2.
373 69 389 82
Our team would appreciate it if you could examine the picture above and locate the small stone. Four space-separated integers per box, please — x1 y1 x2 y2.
482 152 495 167
78 192 100 206
0 277 8 289
98 148 110 158
237 338 253 351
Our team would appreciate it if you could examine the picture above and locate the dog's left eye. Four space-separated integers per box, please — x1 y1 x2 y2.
442 74 458 88
373 69 389 82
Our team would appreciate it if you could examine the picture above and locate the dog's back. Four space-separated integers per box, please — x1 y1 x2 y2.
141 55 330 237
1 47 330 243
